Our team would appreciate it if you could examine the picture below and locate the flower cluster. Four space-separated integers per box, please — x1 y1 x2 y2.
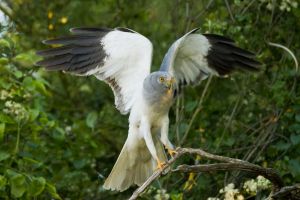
243 175 271 194
3 100 28 120
0 90 12 100
279 0 298 12
260 0 298 12
154 189 170 200
207 176 271 200
219 183 244 200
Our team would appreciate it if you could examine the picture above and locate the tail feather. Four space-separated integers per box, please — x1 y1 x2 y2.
103 135 167 191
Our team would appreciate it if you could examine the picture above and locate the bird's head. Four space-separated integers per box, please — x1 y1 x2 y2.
143 71 175 97
156 72 175 90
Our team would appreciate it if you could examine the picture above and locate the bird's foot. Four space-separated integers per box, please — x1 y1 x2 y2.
167 148 177 158
156 159 166 170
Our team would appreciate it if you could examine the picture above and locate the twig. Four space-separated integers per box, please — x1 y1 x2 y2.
193 0 215 21
128 147 284 200
224 0 235 22
268 42 299 72
215 94 241 152
180 76 212 146
240 0 256 15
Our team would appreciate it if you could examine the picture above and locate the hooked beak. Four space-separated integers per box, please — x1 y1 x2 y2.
165 77 175 89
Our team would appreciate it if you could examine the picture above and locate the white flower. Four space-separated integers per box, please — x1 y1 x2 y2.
243 175 271 195
154 189 170 200
3 100 28 120
0 90 12 100
219 183 241 200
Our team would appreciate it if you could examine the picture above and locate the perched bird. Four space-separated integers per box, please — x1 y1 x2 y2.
36 27 261 191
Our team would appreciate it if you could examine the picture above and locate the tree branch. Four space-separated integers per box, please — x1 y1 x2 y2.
271 184 300 200
128 147 288 200
174 163 283 190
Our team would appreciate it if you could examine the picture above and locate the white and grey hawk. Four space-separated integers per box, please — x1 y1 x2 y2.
36 27 261 191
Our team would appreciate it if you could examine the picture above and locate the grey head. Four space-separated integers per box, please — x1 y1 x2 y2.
143 71 175 105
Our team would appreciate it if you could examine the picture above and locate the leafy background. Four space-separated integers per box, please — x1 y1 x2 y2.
0 0 299 199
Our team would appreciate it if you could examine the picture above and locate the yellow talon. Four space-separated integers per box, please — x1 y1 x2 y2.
156 159 166 170
167 148 177 157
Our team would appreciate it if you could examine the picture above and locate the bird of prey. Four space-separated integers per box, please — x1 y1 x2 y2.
36 27 261 191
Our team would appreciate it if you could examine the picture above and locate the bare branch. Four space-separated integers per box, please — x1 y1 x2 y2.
128 147 285 200
174 163 283 190
270 184 300 200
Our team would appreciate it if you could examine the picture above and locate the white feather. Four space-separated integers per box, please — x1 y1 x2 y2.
161 30 218 85
94 29 153 114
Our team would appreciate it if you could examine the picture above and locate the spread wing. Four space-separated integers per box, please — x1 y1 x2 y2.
159 28 261 86
36 27 153 114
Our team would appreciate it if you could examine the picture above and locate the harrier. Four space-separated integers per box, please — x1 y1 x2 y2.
36 27 261 191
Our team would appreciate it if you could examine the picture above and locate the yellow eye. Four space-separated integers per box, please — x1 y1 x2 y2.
159 77 165 82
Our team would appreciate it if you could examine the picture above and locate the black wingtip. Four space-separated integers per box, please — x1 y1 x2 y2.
115 27 136 33
36 49 48 56
70 27 112 35
35 60 43 66
190 27 200 34
205 34 263 75
203 33 235 44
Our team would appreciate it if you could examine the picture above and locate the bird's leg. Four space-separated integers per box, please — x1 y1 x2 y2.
160 117 177 158
141 118 166 170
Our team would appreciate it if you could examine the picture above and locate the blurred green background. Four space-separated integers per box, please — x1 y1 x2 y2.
0 0 299 199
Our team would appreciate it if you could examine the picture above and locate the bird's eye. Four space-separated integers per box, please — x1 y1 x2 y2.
159 77 165 82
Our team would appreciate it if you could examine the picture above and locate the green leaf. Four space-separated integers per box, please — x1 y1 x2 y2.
6 169 18 178
0 123 5 141
0 39 10 48
291 133 300 146
0 113 14 124
13 70 23 78
86 112 98 129
288 159 300 178
10 174 26 198
275 141 291 151
171 193 183 200
13 51 38 68
27 177 46 196
22 77 34 91
224 137 235 146
0 57 9 65
46 183 62 200
53 127 65 141
289 124 300 133
34 80 50 96
29 109 40 122
186 101 197 112
0 151 10 161
0 175 7 190
296 114 300 122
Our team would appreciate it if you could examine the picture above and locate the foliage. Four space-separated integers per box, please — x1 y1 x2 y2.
0 0 299 199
